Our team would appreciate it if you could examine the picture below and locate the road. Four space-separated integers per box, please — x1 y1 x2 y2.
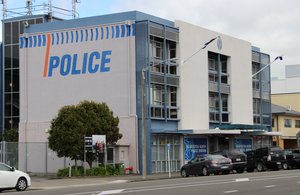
3 170 300 195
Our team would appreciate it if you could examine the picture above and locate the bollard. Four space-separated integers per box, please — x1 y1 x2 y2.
68 163 71 177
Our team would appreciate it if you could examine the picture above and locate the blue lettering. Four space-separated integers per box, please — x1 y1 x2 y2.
101 50 111 72
71 54 80 75
60 54 71 76
48 56 60 77
88 51 100 73
47 50 112 77
82 53 88 74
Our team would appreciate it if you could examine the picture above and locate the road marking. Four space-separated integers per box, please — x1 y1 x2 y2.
110 180 128 184
264 185 276 188
224 190 238 193
235 178 249 182
99 189 124 195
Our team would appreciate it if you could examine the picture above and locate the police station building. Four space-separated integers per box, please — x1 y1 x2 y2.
16 11 275 174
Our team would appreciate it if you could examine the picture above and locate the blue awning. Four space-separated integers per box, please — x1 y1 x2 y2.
152 129 193 134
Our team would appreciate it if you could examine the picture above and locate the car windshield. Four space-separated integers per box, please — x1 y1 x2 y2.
270 147 283 154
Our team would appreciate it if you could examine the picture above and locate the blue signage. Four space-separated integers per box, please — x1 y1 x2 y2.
234 139 252 152
184 138 207 161
45 50 112 77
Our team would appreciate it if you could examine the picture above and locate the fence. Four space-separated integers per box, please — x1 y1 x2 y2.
0 142 119 176
0 141 18 168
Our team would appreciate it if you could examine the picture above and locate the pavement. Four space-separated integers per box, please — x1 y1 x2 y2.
30 172 182 190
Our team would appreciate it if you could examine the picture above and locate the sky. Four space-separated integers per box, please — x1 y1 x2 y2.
2 0 300 78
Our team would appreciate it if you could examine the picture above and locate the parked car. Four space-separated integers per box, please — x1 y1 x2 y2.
0 162 31 192
210 150 247 173
245 147 285 172
283 149 300 169
180 154 233 177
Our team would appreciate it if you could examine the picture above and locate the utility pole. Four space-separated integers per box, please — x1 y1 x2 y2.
141 69 147 179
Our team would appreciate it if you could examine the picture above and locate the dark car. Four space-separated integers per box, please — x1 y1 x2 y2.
180 154 233 177
245 147 285 172
211 150 247 173
283 149 300 169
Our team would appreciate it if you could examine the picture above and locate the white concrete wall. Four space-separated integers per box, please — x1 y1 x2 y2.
175 20 253 130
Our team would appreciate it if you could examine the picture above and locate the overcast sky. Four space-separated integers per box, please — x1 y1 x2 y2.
2 0 300 78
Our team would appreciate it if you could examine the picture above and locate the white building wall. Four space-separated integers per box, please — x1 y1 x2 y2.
175 20 253 130
19 21 138 173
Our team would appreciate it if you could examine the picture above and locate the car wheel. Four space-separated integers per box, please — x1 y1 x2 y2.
16 177 28 191
202 167 210 176
181 169 189 177
282 163 288 170
257 162 265 172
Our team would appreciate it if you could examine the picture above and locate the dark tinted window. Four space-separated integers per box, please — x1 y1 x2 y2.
4 22 12 44
228 150 245 156
12 21 19 44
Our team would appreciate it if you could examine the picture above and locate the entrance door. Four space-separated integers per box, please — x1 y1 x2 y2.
218 137 229 151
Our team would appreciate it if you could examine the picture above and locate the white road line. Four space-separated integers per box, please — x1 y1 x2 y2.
264 185 276 188
109 180 128 184
98 189 124 195
235 178 249 182
224 190 238 193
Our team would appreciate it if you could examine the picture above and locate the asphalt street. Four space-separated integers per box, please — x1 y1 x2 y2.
2 170 300 195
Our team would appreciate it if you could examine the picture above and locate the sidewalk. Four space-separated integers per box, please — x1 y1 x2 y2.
30 172 181 190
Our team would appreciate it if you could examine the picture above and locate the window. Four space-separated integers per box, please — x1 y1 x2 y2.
150 85 164 106
221 60 227 73
221 75 228 84
168 42 176 59
209 92 219 111
252 62 260 80
221 94 228 111
4 22 12 45
209 59 217 71
169 87 177 107
151 135 181 173
209 73 218 82
296 120 300 128
253 99 260 114
150 39 163 60
284 119 292 128
253 115 260 124
210 112 219 122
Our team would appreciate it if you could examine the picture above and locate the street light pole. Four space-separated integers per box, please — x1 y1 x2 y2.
251 55 283 78
182 36 221 64
141 68 147 179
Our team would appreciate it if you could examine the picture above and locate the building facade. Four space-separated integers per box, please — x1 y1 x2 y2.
1 14 61 137
272 104 300 149
1 11 274 174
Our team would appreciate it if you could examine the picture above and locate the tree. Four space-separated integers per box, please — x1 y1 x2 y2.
48 100 122 168
3 128 19 142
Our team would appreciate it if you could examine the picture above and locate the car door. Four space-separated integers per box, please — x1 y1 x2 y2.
0 163 16 188
187 157 203 175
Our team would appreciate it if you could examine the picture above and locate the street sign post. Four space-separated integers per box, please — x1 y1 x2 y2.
84 136 92 176
167 143 171 178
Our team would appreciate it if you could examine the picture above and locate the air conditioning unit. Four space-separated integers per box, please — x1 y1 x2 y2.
286 105 292 111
